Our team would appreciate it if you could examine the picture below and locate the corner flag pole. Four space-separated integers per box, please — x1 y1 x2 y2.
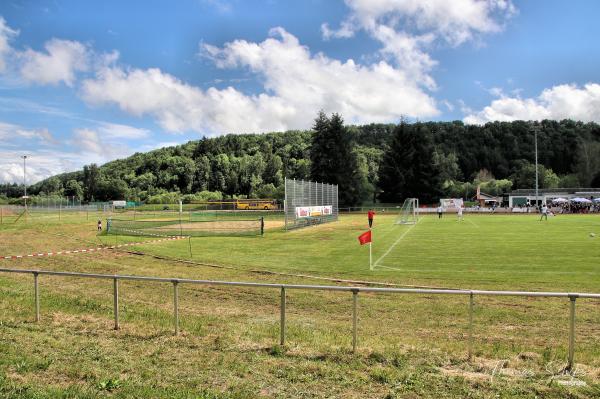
369 228 372 271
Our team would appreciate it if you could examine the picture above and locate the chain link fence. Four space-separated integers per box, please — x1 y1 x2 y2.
284 178 338 230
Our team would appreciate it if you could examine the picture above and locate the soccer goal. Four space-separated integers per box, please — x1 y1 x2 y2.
395 198 419 225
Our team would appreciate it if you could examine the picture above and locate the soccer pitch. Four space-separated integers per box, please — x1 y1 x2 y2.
126 212 600 292
0 212 599 397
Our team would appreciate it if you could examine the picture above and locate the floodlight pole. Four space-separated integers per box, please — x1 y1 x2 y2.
534 127 539 208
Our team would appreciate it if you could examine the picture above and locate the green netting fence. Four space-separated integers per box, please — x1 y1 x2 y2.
106 217 264 237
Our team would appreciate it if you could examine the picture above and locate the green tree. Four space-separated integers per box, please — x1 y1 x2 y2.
510 160 560 189
132 172 157 192
194 156 211 191
575 140 600 186
64 179 83 200
378 121 442 204
97 178 129 201
83 164 100 201
310 112 362 206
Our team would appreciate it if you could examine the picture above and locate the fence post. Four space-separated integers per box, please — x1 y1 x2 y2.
280 286 286 346
352 290 358 353
33 272 40 322
173 281 179 335
468 292 474 360
113 277 120 330
567 295 577 371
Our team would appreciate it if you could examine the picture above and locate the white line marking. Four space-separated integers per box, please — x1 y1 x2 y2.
465 218 479 228
373 219 420 268
375 264 600 275
375 265 406 271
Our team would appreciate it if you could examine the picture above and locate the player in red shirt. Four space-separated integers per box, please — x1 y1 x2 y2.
367 209 375 228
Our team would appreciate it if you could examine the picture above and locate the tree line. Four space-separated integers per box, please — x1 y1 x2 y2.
2 116 600 206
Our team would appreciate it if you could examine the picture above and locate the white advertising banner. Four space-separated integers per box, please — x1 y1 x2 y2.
295 205 333 218
440 198 464 209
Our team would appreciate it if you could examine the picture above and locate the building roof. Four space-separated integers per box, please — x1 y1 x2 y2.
509 188 600 196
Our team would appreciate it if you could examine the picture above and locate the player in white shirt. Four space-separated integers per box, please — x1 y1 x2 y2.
457 206 464 221
539 204 548 221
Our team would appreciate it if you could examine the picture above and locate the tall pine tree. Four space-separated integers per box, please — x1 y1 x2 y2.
378 122 442 204
310 111 362 206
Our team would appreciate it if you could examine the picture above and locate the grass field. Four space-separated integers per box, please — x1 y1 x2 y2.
0 211 599 398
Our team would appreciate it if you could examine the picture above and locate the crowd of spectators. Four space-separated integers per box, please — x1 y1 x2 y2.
552 201 600 214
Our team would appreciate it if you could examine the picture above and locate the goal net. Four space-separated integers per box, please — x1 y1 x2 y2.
106 218 264 237
395 198 419 225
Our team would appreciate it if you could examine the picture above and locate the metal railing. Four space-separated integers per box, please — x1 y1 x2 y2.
1 267 599 371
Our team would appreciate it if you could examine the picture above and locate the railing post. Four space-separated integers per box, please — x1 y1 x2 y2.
352 290 358 353
468 292 474 361
173 280 179 335
113 277 120 330
567 295 576 371
33 272 40 322
280 286 286 346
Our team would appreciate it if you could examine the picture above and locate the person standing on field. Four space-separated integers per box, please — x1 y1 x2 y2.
367 208 375 228
97 219 102 231
540 204 548 221
457 206 464 221
437 205 443 219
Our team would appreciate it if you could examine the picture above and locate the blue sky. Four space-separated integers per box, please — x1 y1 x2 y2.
0 0 599 183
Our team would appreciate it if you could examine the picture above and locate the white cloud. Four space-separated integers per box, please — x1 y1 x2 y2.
72 128 103 154
0 122 144 183
19 39 89 86
96 122 150 139
0 121 57 145
329 0 516 46
81 28 438 135
0 17 18 72
71 127 132 159
441 99 454 112
324 0 515 88
15 127 57 145
463 83 600 124
0 121 21 139
0 148 109 184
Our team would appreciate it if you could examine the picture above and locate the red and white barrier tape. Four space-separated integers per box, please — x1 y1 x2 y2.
1 236 185 260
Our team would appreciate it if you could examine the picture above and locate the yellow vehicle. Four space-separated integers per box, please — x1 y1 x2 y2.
235 199 278 210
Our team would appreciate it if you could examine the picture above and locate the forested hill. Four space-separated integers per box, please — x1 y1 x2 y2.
4 119 600 206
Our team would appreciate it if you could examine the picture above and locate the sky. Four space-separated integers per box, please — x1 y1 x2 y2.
0 0 599 184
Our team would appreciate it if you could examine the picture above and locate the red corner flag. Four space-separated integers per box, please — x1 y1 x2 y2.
358 230 372 245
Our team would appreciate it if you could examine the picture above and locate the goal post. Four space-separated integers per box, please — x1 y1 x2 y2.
395 198 419 225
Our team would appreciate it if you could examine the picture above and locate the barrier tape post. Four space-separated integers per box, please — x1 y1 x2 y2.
352 290 358 353
280 286 286 346
33 272 40 322
113 277 120 330
468 292 474 361
173 280 179 335
568 296 577 371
